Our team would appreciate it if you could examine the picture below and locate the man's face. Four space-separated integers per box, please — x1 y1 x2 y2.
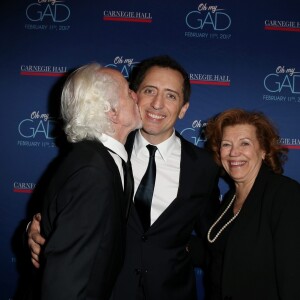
136 66 189 144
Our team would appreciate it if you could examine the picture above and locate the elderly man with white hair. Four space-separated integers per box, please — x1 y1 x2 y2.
33 63 142 300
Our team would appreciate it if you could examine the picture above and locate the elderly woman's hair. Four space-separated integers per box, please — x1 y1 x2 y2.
205 108 288 174
61 63 119 143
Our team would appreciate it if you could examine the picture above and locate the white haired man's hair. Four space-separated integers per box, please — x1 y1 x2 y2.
61 63 120 143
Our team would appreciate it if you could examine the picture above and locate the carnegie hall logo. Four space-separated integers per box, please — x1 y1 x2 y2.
105 56 140 78
279 137 300 150
20 65 68 77
180 120 207 147
264 20 300 32
190 73 230 86
263 66 300 103
17 111 57 148
25 0 71 31
185 3 232 40
103 10 152 23
13 182 36 194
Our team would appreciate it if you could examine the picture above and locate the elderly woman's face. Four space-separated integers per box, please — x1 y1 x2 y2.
220 124 265 185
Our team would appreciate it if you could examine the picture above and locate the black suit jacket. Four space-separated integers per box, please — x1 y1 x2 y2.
111 131 220 300
209 164 300 300
40 140 127 300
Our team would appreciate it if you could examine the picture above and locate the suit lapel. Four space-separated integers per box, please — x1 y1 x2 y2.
94 141 127 222
126 131 199 232
126 131 145 231
176 134 198 200
228 164 270 237
222 165 272 293
150 135 199 230
145 133 197 231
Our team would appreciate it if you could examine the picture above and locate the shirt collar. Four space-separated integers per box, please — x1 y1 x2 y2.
100 133 128 162
134 129 177 161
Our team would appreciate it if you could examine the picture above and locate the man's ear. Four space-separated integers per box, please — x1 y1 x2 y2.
107 107 118 124
178 102 189 119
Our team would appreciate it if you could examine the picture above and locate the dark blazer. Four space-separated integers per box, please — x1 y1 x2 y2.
212 164 300 300
111 131 220 300
40 140 127 300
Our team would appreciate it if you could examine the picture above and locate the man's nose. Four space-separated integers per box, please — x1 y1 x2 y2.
151 93 163 109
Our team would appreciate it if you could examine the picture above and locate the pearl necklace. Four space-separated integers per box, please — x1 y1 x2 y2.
207 194 241 243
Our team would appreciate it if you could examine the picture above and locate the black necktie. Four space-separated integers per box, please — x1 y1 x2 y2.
134 144 157 231
106 146 133 221
122 159 134 221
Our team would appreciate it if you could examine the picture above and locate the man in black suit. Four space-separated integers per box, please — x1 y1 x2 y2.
34 63 142 300
28 56 219 300
110 56 220 300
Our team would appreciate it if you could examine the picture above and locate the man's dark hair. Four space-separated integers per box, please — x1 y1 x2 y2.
129 55 191 104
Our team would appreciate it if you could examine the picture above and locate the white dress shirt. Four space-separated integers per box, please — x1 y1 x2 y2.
100 133 128 189
131 130 181 225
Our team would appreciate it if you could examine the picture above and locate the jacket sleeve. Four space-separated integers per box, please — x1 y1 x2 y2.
41 166 118 300
188 173 220 267
272 178 300 299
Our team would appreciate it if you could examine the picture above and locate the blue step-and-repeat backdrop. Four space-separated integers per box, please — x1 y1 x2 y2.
1 1 299 299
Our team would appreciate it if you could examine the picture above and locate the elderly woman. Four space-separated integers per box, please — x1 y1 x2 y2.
205 108 300 300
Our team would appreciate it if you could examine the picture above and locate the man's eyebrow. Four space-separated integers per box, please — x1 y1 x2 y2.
165 88 180 97
140 85 181 97
141 85 157 89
